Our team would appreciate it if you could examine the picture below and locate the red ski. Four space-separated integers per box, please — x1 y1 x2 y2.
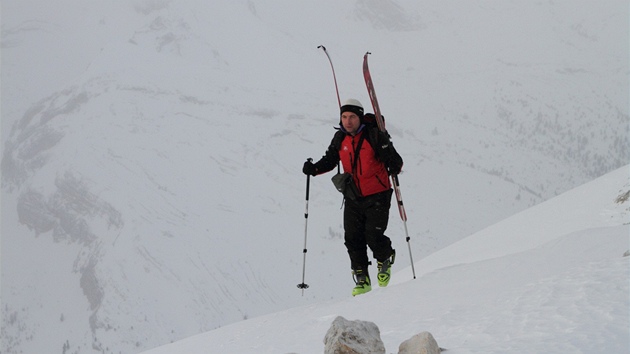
363 52 416 279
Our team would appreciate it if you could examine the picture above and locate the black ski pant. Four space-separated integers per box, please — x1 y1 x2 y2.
343 189 394 275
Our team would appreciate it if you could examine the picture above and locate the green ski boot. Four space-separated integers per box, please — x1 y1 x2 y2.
377 250 395 287
351 269 372 296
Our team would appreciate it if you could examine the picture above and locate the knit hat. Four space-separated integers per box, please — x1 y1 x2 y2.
340 98 364 120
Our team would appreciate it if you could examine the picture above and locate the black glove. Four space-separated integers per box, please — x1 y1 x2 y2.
376 131 403 175
376 131 393 160
387 159 402 175
302 160 317 176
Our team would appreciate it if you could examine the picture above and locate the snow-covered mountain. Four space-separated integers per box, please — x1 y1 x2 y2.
1 1 628 353
140 164 630 354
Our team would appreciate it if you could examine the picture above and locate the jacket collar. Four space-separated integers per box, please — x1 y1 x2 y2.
336 123 366 136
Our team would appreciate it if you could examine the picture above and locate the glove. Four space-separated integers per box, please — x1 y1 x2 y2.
302 160 317 176
376 131 393 160
387 159 402 175
376 131 403 175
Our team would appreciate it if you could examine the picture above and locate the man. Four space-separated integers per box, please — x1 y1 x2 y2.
302 98 403 296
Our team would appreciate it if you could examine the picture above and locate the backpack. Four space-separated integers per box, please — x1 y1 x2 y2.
363 113 381 130
364 113 388 163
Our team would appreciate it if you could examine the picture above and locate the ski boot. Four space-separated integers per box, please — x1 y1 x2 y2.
351 269 371 296
377 250 396 287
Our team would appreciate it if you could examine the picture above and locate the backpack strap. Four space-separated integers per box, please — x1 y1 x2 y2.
350 132 366 174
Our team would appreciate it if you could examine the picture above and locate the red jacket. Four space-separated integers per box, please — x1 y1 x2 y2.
338 131 391 197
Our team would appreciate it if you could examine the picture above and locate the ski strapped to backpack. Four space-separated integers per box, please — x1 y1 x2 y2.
363 52 416 279
319 45 343 175
317 45 342 109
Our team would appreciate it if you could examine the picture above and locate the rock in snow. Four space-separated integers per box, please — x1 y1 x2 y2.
398 331 441 354
324 316 386 354
324 316 442 354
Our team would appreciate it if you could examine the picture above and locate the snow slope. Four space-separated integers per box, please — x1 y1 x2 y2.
1 1 628 353
142 165 629 354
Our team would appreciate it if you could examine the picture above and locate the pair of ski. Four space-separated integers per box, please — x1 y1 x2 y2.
297 46 416 294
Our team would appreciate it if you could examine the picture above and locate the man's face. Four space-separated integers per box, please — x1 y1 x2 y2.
341 112 361 135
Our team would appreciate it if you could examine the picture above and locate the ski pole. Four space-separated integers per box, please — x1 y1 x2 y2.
297 158 313 294
392 174 416 279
